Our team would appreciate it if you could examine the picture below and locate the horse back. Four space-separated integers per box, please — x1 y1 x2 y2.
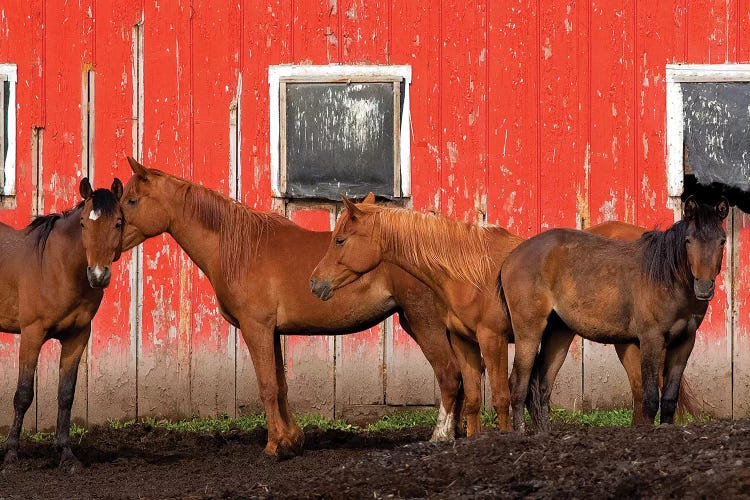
502 228 642 341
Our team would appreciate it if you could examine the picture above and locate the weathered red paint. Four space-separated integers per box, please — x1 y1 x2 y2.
0 1 749 425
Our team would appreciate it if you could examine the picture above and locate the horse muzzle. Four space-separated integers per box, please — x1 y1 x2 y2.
310 278 334 301
693 278 715 301
87 265 112 289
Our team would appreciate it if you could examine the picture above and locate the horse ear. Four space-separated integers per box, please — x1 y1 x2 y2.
79 177 93 200
716 196 730 220
111 178 124 200
362 192 376 204
683 196 699 221
127 156 149 179
341 195 363 220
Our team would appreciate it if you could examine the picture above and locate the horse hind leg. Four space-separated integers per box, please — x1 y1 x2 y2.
273 334 303 452
509 315 549 433
56 326 91 473
528 327 576 433
615 343 645 425
448 333 483 437
398 312 462 442
660 331 697 424
3 325 45 472
475 323 511 431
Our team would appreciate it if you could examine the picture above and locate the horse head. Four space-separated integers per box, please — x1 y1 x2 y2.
683 195 729 300
310 195 382 301
79 177 124 288
121 157 173 250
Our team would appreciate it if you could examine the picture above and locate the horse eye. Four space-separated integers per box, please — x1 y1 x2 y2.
720 238 726 246
335 237 345 247
685 238 692 245
80 222 85 229
115 220 123 229
127 198 137 206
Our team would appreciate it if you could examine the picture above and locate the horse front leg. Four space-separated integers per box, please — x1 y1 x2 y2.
56 325 91 473
3 324 45 472
239 319 300 459
398 311 462 442
530 328 576 433
660 330 696 424
638 333 666 425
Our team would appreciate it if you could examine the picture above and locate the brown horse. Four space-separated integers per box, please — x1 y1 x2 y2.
310 201 700 433
119 157 463 458
500 196 728 431
1 178 124 472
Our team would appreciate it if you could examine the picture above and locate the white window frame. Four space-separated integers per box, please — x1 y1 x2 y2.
665 64 750 213
0 63 17 196
268 64 412 198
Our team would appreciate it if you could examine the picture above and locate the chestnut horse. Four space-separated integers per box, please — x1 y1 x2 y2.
311 199 521 433
501 196 728 430
1 178 124 472
310 200 699 433
120 158 462 458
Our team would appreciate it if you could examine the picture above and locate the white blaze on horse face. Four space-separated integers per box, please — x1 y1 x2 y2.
430 403 455 442
88 209 101 221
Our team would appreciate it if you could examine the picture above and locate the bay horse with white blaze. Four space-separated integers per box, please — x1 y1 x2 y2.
500 196 728 431
120 157 462 458
310 199 699 433
1 178 124 472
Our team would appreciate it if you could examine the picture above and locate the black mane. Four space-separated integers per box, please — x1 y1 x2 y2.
26 188 120 258
639 203 725 289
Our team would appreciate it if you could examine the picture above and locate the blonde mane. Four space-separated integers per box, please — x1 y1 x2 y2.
365 205 498 289
182 181 291 282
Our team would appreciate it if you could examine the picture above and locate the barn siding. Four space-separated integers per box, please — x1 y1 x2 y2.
0 1 749 428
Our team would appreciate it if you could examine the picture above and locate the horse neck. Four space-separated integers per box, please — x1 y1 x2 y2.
39 210 89 285
164 194 224 280
377 211 493 300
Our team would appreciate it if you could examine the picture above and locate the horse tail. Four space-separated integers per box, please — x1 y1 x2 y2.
676 374 701 421
526 354 549 432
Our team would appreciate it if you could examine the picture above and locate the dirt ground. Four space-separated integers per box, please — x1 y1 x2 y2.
1 418 749 499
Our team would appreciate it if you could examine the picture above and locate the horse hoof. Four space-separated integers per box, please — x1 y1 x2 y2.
2 450 19 473
59 455 82 474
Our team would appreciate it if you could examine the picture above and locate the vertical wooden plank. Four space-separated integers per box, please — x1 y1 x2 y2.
339 0 389 63
285 208 336 417
385 316 435 406
236 0 293 415
36 0 93 431
536 0 584 409
440 0 487 222
189 0 240 418
635 0 686 230
86 0 142 425
292 0 340 64
0 0 43 431
733 211 750 417
582 0 637 410
686 0 736 63
390 2 441 212
137 2 193 419
487 0 539 236
241 0 292 211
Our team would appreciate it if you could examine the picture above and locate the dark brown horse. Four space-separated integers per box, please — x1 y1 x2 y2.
500 196 728 430
119 157 462 458
1 178 124 472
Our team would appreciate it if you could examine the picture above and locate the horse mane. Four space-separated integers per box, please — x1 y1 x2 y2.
26 188 120 258
639 203 724 289
182 182 292 282
367 206 497 288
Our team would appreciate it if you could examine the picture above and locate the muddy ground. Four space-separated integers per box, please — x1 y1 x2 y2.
0 418 749 499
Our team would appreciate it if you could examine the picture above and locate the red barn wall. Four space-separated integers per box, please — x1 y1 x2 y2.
0 0 748 428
